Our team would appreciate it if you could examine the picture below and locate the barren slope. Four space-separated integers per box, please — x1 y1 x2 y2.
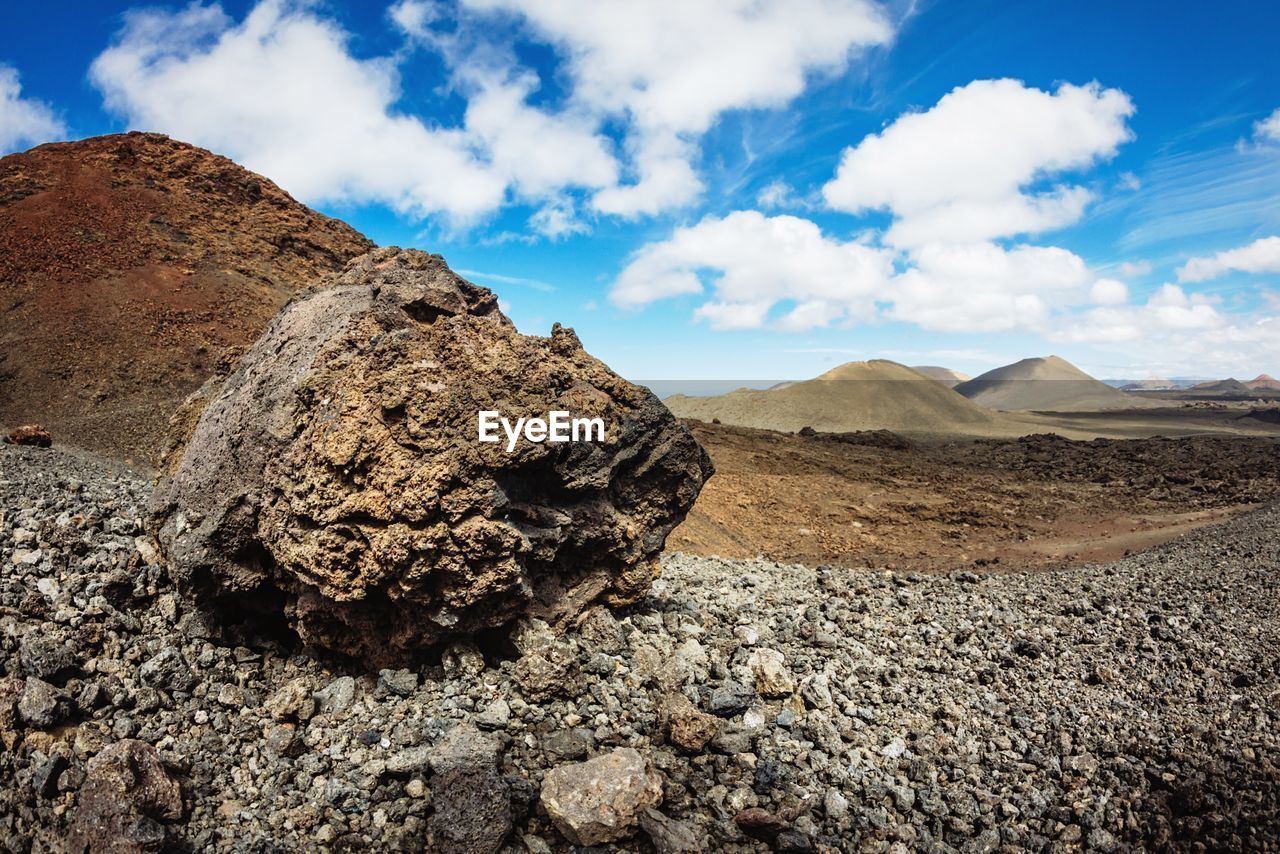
909 365 970 387
955 355 1139 411
665 359 998 434
0 132 373 462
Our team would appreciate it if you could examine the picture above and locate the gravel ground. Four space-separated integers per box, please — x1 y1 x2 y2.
2 445 1278 852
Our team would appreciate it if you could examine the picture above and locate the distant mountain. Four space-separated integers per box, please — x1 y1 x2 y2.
1246 374 1280 391
954 356 1139 411
0 132 374 462
1191 378 1251 393
910 365 971 388
665 360 997 433
1120 377 1175 391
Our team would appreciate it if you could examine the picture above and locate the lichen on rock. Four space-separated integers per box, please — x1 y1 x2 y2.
149 247 712 662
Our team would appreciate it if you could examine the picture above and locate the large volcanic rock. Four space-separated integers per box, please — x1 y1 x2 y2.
0 132 373 463
149 248 711 662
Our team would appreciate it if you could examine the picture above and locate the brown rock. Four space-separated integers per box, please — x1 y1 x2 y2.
150 248 712 662
640 808 703 853
427 765 512 854
540 748 664 846
734 807 786 843
3 424 52 447
67 739 183 853
0 132 373 463
663 694 719 753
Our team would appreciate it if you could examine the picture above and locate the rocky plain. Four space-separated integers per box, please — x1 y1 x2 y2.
3 133 1280 853
3 444 1279 852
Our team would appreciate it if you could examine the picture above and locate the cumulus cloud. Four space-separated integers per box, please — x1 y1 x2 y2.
610 210 894 329
822 79 1135 247
465 0 894 214
0 64 66 154
757 179 799 210
88 0 611 221
1090 278 1129 305
90 1 511 219
889 241 1094 332
1256 108 1280 143
90 0 896 224
1177 235 1280 282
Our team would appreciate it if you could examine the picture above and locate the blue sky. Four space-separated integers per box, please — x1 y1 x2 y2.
2 0 1278 382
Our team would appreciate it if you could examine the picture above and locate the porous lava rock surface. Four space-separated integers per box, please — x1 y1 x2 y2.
149 248 712 662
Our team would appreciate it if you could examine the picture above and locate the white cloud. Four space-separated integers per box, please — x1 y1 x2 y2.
757 179 799 210
1177 235 1280 282
1090 278 1129 305
610 210 894 330
1116 260 1152 278
822 79 1135 247
1054 284 1224 344
388 0 440 39
462 71 617 197
90 1 507 219
89 0 615 223
1255 108 1280 143
609 211 1110 334
0 64 66 154
465 0 894 214
90 0 896 225
527 196 590 239
889 241 1094 332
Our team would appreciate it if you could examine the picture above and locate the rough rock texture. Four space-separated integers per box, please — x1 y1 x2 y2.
4 425 52 448
539 748 665 845
150 248 712 662
67 739 184 853
6 447 1280 852
0 132 373 463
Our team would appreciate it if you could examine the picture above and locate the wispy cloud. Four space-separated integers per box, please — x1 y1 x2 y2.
457 268 557 292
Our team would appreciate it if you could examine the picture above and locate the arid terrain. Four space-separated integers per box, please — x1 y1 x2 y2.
673 421 1280 571
0 133 372 463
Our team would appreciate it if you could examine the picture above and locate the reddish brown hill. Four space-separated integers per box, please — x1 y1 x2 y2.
0 132 374 464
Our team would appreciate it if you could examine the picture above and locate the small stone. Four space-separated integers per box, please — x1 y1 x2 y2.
824 789 849 821
378 668 419 697
386 746 432 776
540 748 664 846
475 698 511 730
709 681 754 717
428 764 512 854
442 641 486 678
216 683 247 708
313 676 356 715
405 778 426 798
1063 752 1099 778
514 644 577 701
18 678 61 728
18 636 76 681
881 736 907 759
430 722 500 774
263 678 315 721
639 808 702 853
746 648 795 698
664 695 719 753
139 647 194 693
67 740 183 853
734 807 785 843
